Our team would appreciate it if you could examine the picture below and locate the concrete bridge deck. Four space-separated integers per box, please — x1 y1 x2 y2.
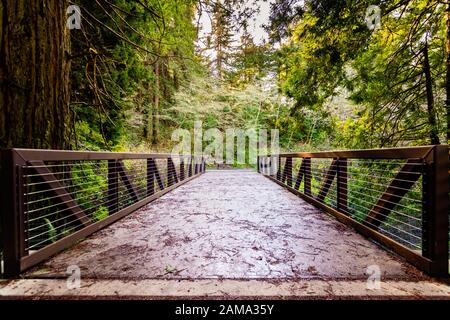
1 170 449 299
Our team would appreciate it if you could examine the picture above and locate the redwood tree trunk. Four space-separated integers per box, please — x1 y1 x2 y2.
152 60 160 146
423 42 440 145
0 0 71 149
446 3 450 144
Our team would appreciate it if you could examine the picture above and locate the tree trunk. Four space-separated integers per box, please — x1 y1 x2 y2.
446 3 450 144
143 84 151 141
0 0 71 149
151 60 160 146
423 43 440 145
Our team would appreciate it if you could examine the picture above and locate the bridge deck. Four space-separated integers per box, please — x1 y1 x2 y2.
2 170 449 298
25 170 423 280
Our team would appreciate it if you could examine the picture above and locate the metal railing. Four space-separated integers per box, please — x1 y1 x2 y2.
0 149 205 277
258 145 449 276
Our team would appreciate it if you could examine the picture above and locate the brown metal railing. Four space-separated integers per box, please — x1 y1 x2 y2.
0 149 205 277
258 145 449 276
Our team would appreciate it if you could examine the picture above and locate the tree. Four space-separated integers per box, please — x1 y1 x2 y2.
71 0 197 149
446 2 450 143
209 1 235 79
227 23 274 86
197 0 263 80
269 0 446 147
0 0 71 149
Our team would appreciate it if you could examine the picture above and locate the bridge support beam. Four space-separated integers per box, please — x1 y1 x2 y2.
108 160 119 215
303 158 311 196
336 158 348 214
1 150 26 277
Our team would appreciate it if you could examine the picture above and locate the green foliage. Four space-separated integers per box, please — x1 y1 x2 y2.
93 206 109 222
346 0 446 146
44 218 57 243
269 0 447 149
71 0 448 153
72 0 198 151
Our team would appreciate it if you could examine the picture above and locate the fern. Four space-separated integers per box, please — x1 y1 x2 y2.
44 218 57 243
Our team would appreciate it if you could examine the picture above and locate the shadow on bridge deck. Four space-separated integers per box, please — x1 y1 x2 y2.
2 170 449 299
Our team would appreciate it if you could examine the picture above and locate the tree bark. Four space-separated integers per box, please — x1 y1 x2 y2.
446 3 450 144
0 0 71 149
143 84 151 141
423 43 440 145
151 59 160 146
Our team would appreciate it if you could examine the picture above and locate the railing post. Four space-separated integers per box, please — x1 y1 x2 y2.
194 157 199 175
304 157 311 196
286 157 293 187
147 158 155 196
276 156 281 181
270 156 276 176
337 158 348 214
108 159 119 214
422 145 449 275
257 156 260 173
188 156 193 177
1 149 26 276
167 158 174 187
180 158 185 181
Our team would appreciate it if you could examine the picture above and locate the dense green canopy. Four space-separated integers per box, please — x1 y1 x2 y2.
1 0 448 152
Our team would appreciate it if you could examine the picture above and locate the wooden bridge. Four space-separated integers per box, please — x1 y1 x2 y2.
0 146 449 299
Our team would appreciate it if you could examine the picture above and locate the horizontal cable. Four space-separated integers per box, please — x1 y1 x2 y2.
349 210 421 248
25 182 172 244
333 186 422 214
348 166 423 174
347 171 422 185
299 171 419 197
25 172 191 223
332 202 422 246
306 166 422 185
326 188 422 228
311 185 422 225
25 180 163 222
23 166 183 205
22 156 194 169
349 160 423 165
23 167 177 196
274 158 423 166
275 176 422 215
22 159 189 178
24 162 166 183
297 170 422 199
25 180 159 232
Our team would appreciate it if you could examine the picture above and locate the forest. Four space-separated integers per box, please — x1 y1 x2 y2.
0 0 449 284
1 0 448 154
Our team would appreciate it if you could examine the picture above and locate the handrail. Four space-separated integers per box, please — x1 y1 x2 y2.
267 145 435 159
11 148 196 161
258 145 449 276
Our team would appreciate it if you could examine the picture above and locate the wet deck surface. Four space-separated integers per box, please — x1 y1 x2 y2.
25 170 427 281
